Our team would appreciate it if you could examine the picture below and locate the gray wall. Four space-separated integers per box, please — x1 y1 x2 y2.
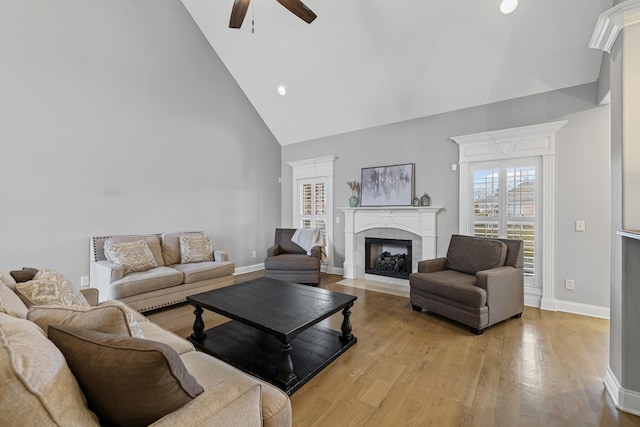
282 82 611 311
0 0 281 284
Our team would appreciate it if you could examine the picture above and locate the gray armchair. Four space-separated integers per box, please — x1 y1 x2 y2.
409 234 524 334
264 228 321 286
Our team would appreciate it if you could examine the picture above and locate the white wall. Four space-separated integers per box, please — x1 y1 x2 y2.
282 83 611 314
0 0 281 285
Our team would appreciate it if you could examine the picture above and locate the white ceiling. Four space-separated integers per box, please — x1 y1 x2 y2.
181 0 613 146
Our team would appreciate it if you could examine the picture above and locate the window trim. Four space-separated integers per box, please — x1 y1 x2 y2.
288 155 337 273
451 121 567 310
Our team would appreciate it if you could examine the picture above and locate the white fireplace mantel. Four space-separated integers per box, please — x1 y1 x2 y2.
339 206 443 279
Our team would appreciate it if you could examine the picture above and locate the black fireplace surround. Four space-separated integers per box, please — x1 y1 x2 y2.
365 237 412 279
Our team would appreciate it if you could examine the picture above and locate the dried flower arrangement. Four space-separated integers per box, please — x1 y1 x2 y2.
347 180 360 196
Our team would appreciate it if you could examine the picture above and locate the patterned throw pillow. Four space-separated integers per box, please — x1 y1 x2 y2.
105 240 158 274
16 269 89 307
179 235 214 264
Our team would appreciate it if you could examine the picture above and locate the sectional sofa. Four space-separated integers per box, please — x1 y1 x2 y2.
0 269 291 426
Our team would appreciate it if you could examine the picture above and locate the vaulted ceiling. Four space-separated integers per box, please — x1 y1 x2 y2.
181 0 613 145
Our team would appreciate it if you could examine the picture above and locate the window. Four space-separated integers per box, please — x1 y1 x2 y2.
288 156 336 271
471 160 539 282
298 179 328 259
452 120 567 310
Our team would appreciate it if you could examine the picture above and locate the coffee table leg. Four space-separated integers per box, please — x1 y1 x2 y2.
276 341 297 387
340 301 354 343
190 305 206 342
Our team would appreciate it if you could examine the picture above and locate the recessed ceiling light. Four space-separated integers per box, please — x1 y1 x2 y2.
500 0 518 15
277 85 287 96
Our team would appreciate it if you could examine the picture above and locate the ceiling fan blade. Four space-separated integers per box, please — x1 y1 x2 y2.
229 0 251 29
275 0 317 24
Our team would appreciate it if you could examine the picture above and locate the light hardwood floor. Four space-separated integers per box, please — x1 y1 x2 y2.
146 272 640 427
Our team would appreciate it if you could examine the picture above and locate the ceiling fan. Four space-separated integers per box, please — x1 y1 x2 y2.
229 0 317 28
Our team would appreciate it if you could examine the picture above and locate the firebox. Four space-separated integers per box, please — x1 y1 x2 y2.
364 237 412 279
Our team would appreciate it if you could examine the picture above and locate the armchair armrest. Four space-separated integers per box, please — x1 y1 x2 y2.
309 246 322 259
417 257 447 273
214 250 229 262
150 384 262 427
266 245 281 257
476 266 524 322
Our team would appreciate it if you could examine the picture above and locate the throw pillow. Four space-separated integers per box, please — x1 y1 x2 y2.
27 300 144 338
48 325 204 427
15 269 89 307
179 235 213 264
0 313 100 426
105 240 158 274
0 281 29 319
9 267 39 283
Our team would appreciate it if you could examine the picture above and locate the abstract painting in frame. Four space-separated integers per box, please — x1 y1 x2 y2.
360 163 414 207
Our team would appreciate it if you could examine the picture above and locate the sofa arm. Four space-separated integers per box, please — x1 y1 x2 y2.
309 246 322 259
93 260 124 283
79 288 99 306
150 384 262 427
476 266 524 322
214 250 229 262
266 245 281 257
417 257 447 273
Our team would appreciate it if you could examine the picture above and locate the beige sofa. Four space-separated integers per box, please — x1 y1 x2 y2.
90 231 235 312
0 270 291 426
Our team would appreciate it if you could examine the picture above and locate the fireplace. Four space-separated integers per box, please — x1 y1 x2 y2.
365 238 412 279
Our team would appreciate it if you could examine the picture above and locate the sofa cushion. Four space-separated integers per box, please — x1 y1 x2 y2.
9 267 39 283
16 268 89 307
138 321 195 355
162 232 204 265
109 266 184 299
180 234 214 263
48 325 204 427
410 270 487 308
171 261 235 284
0 281 28 319
264 253 320 271
104 235 166 267
446 235 507 275
0 313 99 427
105 239 159 274
27 300 144 338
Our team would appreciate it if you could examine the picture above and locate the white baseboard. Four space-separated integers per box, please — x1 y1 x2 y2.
553 299 610 319
233 263 264 275
605 366 640 416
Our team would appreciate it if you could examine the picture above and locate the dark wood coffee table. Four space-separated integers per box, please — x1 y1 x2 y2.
186 277 357 395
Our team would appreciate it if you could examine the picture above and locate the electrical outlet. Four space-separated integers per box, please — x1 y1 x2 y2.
80 276 89 287
575 220 586 231
252 251 256 258
565 279 575 290
336 217 340 224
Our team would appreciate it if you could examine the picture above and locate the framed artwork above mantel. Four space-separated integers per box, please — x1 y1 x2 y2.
360 163 414 207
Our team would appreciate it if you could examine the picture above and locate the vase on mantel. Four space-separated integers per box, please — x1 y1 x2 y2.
349 195 359 207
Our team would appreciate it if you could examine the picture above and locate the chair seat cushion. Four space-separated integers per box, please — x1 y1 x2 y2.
410 270 487 308
110 267 183 299
265 254 319 271
171 262 235 284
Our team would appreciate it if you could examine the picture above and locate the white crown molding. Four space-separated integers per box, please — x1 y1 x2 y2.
590 0 640 53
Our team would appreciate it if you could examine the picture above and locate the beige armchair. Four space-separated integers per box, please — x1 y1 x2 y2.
409 234 524 334
264 228 321 286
